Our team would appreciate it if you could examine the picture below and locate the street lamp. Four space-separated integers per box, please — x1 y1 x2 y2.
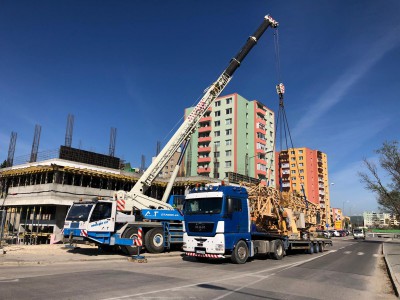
245 149 274 177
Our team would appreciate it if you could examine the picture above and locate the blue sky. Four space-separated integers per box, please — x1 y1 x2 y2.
1 1 399 215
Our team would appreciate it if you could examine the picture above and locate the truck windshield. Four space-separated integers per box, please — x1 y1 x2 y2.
184 197 222 215
353 229 363 233
66 203 94 221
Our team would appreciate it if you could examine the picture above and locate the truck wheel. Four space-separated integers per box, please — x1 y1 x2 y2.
271 240 284 260
319 243 324 252
313 242 319 253
231 240 249 264
121 227 139 256
145 228 165 254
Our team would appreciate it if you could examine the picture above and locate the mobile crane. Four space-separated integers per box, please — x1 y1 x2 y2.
63 15 278 254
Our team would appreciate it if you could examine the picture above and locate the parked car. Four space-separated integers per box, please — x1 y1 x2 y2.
316 230 331 238
329 230 341 237
338 230 347 237
353 228 365 240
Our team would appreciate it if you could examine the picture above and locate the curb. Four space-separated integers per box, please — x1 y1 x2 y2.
383 242 400 297
0 251 183 266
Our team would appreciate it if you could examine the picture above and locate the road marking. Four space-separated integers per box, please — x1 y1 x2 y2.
101 252 332 300
357 252 364 255
0 278 19 283
344 251 352 254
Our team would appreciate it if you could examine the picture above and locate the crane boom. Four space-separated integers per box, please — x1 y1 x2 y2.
124 15 278 210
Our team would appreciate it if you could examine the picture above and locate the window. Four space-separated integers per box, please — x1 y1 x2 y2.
291 177 296 181
299 169 304 173
214 131 220 137
214 162 220 168
290 151 295 155
292 183 297 187
291 164 295 167
299 156 304 160
299 150 303 154
225 150 232 156
214 141 220 147
227 198 242 212
214 120 220 127
226 139 232 146
226 118 232 125
226 108 232 114
215 111 220 117
225 161 232 168
299 163 304 167
90 203 112 222
215 101 221 107
226 129 232 135
226 98 232 105
214 152 220 158
291 170 296 174
291 157 296 161
300 176 304 180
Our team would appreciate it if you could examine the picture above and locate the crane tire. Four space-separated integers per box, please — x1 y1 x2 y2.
144 228 165 254
231 240 249 264
120 227 139 256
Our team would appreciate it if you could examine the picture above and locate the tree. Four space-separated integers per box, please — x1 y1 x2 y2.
0 160 6 169
359 141 400 218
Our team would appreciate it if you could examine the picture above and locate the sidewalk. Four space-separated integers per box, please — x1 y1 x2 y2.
383 240 400 297
0 244 182 265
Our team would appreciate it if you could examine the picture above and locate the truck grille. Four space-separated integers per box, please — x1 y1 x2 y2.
188 222 214 233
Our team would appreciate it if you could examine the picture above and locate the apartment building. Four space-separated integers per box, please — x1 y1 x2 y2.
184 93 276 186
363 211 399 228
276 147 330 226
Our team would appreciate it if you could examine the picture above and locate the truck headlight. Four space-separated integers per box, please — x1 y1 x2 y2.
215 244 224 251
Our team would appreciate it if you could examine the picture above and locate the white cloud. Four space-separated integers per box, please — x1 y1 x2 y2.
293 25 400 137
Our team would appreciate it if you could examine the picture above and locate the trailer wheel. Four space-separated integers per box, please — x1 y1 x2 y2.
271 240 284 260
313 242 319 253
307 243 314 254
319 242 324 252
231 240 249 264
121 227 139 256
145 228 165 254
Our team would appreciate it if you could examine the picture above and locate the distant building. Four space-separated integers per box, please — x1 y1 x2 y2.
363 212 399 228
184 93 276 186
276 147 331 227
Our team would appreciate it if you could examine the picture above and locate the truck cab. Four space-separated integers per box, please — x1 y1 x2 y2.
182 184 250 259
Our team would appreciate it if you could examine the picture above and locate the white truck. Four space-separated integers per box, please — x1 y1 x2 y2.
63 14 278 254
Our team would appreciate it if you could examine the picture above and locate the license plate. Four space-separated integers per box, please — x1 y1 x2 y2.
196 250 205 255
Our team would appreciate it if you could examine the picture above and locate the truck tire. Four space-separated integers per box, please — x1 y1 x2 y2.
313 242 319 253
231 240 249 264
121 227 139 256
145 228 165 254
271 240 284 260
319 242 324 252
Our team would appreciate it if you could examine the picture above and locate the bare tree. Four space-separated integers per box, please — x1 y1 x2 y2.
359 141 400 217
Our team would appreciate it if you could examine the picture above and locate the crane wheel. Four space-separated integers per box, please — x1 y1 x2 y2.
121 227 139 256
144 228 165 254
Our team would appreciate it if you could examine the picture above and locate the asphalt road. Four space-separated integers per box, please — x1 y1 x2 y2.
0 238 396 299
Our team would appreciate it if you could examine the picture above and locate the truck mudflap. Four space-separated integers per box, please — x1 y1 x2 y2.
185 252 225 259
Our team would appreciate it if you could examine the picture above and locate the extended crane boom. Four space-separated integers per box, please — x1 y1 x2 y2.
122 15 278 211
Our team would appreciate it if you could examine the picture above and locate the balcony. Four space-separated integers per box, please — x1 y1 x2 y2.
282 182 290 188
198 146 211 153
256 169 267 176
319 191 325 196
198 157 211 163
281 163 289 168
256 107 266 116
199 116 212 123
198 136 211 143
197 167 211 174
198 126 211 133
